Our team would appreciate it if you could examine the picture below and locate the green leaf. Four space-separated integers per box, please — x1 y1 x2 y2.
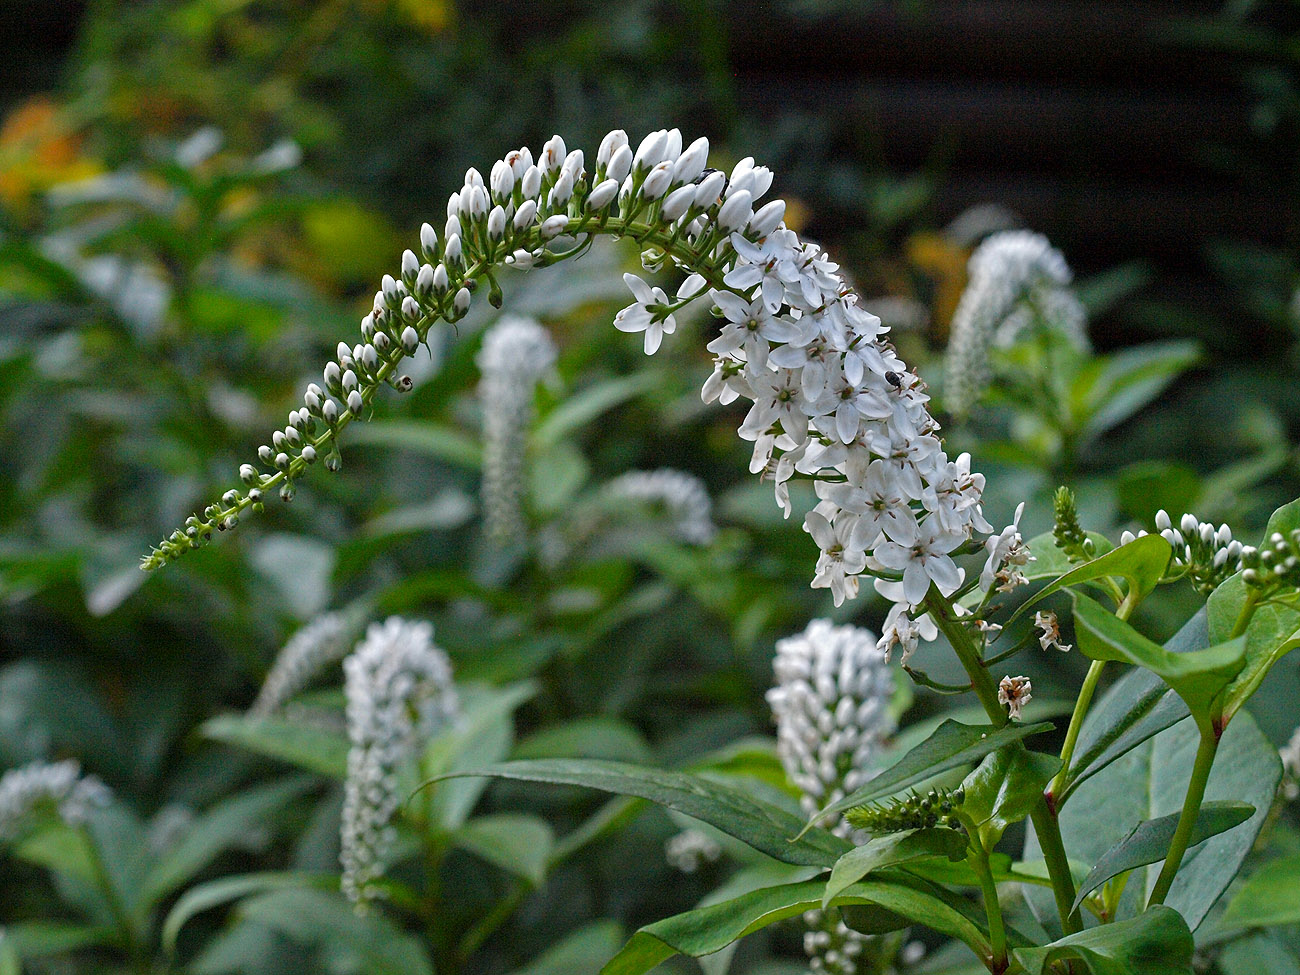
236 886 434 975
453 813 555 886
960 745 1060 847
535 373 660 448
1074 339 1201 441
1024 710 1280 932
506 921 624 975
513 717 653 764
1207 499 1300 723
0 921 112 959
1014 906 1193 975
599 879 989 975
1011 534 1172 626
810 719 1055 828
347 420 482 468
0 937 17 975
823 828 968 907
435 759 851 867
143 777 315 906
1060 610 1207 802
1072 593 1245 724
162 872 331 954
202 714 349 778
1024 531 1115 581
1070 800 1255 913
1219 854 1300 930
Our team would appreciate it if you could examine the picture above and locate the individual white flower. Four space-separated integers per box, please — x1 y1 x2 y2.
998 675 1032 720
341 618 459 907
664 828 722 873
250 611 358 716
873 522 967 606
1034 611 1072 653
707 290 815 369
980 502 1034 593
817 457 919 552
805 509 869 607
613 273 677 355
740 366 810 443
0 760 111 840
477 316 558 545
945 230 1083 416
876 599 938 666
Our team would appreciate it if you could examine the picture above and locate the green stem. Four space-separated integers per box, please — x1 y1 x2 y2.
967 833 1008 973
923 589 1083 935
1147 724 1220 907
1229 589 1261 640
1049 659 1106 803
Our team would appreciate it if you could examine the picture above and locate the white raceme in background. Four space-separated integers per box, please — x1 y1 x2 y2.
249 610 359 717
340 617 460 906
768 619 896 975
944 230 1086 416
477 315 558 545
664 828 722 873
0 760 111 840
603 468 718 545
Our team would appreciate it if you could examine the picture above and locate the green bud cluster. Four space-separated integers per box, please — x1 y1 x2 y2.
1240 528 1300 594
1052 487 1094 564
844 786 965 834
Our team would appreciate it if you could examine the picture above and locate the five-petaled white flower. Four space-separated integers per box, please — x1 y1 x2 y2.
614 273 677 354
873 521 967 606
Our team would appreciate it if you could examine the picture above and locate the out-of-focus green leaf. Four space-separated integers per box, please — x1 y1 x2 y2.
1073 340 1201 441
1014 906 1193 975
506 921 624 975
453 813 555 886
534 373 661 448
513 717 653 764
1219 855 1300 930
162 872 333 954
347 420 483 468
201 714 349 779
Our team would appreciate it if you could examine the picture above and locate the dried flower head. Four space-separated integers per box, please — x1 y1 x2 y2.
998 675 1033 721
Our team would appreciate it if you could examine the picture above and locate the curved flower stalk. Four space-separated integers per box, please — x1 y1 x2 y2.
0 760 111 840
143 127 993 628
249 609 362 717
476 315 558 545
340 617 459 906
944 230 1086 416
768 619 896 975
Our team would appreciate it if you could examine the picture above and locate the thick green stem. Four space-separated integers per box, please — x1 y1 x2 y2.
1229 589 1261 640
1049 659 1106 803
923 589 1083 935
1148 724 1220 907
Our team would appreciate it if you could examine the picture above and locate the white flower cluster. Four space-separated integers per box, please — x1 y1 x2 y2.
249 611 357 717
0 760 110 840
768 619 896 826
1126 510 1244 595
603 468 718 545
155 127 993 648
944 230 1086 416
477 315 558 544
664 827 722 873
340 617 459 906
768 621 895 975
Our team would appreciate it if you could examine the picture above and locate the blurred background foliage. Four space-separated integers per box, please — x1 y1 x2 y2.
1 0 1299 973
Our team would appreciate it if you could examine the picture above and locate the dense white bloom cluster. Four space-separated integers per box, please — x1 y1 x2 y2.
1138 510 1244 595
249 611 357 717
603 468 717 545
769 619 895 975
340 618 459 906
664 827 722 873
768 619 896 824
0 760 110 840
476 315 558 544
153 127 993 649
944 230 1086 416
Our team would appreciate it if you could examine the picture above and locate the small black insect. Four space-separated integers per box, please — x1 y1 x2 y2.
885 371 903 389
692 167 728 193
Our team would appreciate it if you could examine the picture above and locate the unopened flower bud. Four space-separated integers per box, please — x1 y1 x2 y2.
445 214 461 241
641 161 674 200
342 369 358 393
661 184 696 221
490 160 514 199
401 326 419 353
275 452 291 471
301 445 316 464
401 296 420 321
633 129 668 171
454 287 472 315
748 199 786 237
672 136 709 185
587 178 619 211
258 445 274 465
400 249 418 284
347 390 364 416
432 264 449 292
420 222 439 260
416 263 434 297
322 399 339 424
597 129 628 166
541 135 566 174
381 274 401 307
693 170 726 208
607 144 633 184
514 198 538 229
521 165 542 200
540 214 568 239
445 234 463 265
487 205 507 239
717 189 753 231
240 464 259 486
548 171 574 208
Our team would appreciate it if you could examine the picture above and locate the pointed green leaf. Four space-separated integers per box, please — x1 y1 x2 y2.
599 879 989 975
1024 531 1115 581
1219 854 1300 930
0 921 113 959
960 745 1060 847
506 921 624 975
1014 906 1193 975
1072 593 1245 723
347 420 482 467
435 759 851 867
1011 533 1172 625
453 813 555 886
535 373 659 448
162 872 331 954
1075 339 1201 441
201 714 348 778
810 719 1054 828
1070 800 1255 913
823 828 968 908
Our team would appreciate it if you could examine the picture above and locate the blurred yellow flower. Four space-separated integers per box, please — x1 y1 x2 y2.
0 97 101 214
